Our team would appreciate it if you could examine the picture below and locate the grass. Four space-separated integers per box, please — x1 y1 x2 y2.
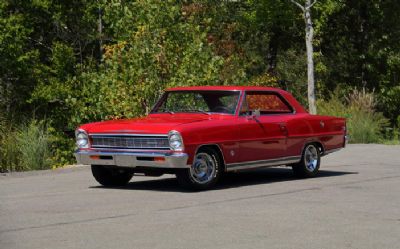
0 119 52 172
17 121 52 170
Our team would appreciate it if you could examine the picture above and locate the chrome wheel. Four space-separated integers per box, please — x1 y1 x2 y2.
304 145 319 172
190 152 216 184
292 143 321 178
176 147 222 190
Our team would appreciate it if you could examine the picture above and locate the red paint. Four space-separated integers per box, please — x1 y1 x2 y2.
77 86 346 165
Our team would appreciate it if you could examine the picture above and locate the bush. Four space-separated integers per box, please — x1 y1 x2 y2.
17 121 52 170
318 88 389 143
346 108 389 143
47 127 76 168
383 115 400 145
0 118 20 172
0 120 53 172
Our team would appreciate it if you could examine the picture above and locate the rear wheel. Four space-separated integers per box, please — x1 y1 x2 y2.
91 165 133 187
176 147 222 190
292 143 320 177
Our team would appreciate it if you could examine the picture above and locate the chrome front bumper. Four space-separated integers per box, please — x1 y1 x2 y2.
74 150 189 169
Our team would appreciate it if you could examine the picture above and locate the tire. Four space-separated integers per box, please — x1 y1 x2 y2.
176 147 223 190
292 143 321 178
91 165 133 187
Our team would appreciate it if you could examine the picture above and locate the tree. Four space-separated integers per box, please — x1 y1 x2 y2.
289 0 317 114
316 0 400 122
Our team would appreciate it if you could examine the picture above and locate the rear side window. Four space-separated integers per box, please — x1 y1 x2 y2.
240 92 293 115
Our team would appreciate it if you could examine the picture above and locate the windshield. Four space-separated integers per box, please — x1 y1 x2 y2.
151 91 240 115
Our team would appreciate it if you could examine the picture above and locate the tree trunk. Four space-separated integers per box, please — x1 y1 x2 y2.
304 0 316 114
267 31 279 74
98 4 103 60
289 0 317 114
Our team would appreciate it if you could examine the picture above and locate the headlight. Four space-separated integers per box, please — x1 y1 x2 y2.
75 129 89 149
168 130 184 151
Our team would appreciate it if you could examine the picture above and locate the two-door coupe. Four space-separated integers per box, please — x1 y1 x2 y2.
75 86 347 190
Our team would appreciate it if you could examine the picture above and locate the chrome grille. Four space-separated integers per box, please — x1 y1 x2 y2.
90 134 170 150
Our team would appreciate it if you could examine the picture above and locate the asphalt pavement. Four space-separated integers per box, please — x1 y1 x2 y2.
1 144 400 249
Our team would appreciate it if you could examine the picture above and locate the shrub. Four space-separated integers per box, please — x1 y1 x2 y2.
0 118 20 172
318 88 389 143
346 107 389 143
16 121 52 170
0 120 53 172
383 115 400 145
47 127 75 168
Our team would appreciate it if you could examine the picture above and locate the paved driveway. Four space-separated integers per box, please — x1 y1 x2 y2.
1 144 400 249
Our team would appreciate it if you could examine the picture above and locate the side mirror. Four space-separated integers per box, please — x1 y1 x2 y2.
248 109 260 119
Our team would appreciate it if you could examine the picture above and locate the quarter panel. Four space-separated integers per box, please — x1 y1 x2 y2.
285 114 346 156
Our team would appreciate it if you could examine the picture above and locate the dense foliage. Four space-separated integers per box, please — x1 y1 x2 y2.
1 0 399 171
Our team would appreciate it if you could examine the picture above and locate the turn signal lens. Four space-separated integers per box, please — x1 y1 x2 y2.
154 157 165 162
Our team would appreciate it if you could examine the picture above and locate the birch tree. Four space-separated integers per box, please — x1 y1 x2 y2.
290 0 317 114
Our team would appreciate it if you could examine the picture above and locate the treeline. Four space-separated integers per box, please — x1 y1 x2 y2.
1 0 399 170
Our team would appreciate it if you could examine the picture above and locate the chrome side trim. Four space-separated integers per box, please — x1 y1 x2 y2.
226 156 301 172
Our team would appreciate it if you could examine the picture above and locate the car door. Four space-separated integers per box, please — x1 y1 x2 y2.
237 91 293 163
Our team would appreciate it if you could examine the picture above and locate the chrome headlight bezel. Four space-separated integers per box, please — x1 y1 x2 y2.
75 129 89 149
168 130 184 151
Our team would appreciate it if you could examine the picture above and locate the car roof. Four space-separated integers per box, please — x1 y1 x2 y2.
166 86 284 92
165 85 307 114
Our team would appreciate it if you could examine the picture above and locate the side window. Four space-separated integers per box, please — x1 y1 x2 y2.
241 92 292 115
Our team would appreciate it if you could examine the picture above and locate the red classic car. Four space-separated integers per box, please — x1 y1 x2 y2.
75 86 347 190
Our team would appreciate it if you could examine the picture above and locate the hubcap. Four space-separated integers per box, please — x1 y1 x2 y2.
190 153 216 184
304 145 319 172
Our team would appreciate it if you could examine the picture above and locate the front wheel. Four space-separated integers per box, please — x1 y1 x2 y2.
176 147 222 190
292 144 321 177
91 165 133 187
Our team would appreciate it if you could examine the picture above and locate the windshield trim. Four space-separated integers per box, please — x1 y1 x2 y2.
150 90 243 116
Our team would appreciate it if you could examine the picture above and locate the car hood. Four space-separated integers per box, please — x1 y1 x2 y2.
79 114 220 134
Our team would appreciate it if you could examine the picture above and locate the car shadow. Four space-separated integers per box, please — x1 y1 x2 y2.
90 168 358 193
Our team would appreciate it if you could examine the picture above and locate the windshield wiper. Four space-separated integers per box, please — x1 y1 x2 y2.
162 111 175 114
154 108 175 114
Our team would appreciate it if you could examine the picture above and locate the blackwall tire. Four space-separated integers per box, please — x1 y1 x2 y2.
91 165 133 187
